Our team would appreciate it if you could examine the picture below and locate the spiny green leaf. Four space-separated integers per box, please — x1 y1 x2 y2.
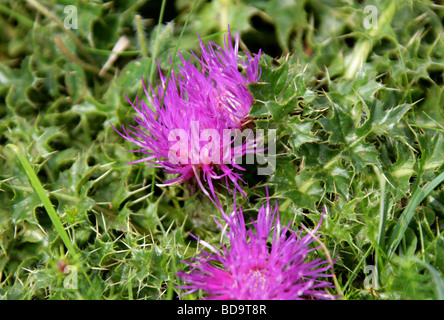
319 102 356 146
265 0 306 51
418 132 444 172
285 117 318 151
247 55 290 101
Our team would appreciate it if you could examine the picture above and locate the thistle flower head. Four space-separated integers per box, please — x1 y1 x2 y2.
112 28 261 204
178 193 335 300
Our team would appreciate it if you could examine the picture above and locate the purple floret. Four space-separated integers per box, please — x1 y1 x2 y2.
178 191 335 300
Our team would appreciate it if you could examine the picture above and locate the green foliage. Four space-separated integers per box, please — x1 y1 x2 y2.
1 0 443 300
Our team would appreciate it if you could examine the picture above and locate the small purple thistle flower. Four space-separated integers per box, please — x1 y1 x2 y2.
112 28 261 204
177 192 336 300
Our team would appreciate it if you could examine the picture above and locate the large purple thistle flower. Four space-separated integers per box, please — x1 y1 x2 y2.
177 193 335 300
112 29 261 204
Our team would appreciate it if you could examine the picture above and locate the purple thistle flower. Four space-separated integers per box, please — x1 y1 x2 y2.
177 192 336 300
112 28 261 204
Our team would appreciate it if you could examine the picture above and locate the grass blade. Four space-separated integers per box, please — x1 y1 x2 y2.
387 171 444 258
6 144 78 258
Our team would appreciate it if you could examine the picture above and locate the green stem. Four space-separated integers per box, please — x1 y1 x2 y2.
166 253 177 300
150 169 156 202
372 165 389 277
219 0 230 43
342 245 373 293
127 267 134 300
